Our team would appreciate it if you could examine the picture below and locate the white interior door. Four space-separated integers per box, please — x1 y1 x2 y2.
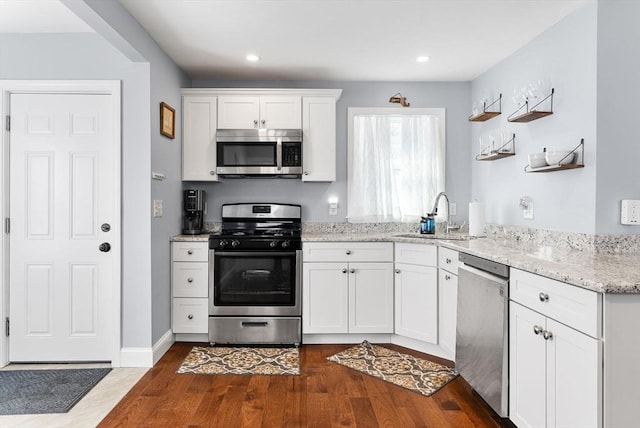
9 92 117 362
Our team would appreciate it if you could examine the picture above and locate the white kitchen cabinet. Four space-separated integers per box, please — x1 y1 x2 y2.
302 242 394 334
217 95 301 129
394 243 438 343
182 95 218 181
509 269 601 428
301 96 336 181
171 241 209 334
437 247 458 360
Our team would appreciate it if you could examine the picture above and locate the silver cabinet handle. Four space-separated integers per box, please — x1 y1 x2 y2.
543 330 553 340
445 274 451 280
253 119 258 126
303 171 309 175
395 269 401 274
187 249 193 255
349 268 355 274
187 314 193 320
210 170 216 175
345 250 352 255
187 277 194 283
342 268 348 273
539 292 549 302
533 325 543 335
261 119 266 125
446 258 452 264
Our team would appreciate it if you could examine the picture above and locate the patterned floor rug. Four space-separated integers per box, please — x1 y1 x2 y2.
177 346 300 375
327 341 458 396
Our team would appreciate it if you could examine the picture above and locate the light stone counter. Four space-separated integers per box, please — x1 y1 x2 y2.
171 234 209 242
302 232 640 294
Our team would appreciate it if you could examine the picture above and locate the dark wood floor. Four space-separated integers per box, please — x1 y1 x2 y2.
99 342 506 427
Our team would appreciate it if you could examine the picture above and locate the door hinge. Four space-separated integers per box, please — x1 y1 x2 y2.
5 115 9 132
5 317 9 337
4 218 9 234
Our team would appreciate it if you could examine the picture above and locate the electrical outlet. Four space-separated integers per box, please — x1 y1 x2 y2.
621 200 640 225
523 202 534 220
450 202 457 216
153 200 163 218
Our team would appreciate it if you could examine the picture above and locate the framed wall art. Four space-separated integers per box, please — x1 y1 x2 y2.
160 102 175 139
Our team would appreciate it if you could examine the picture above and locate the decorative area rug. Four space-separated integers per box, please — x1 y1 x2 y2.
177 346 300 375
0 368 111 415
327 341 457 396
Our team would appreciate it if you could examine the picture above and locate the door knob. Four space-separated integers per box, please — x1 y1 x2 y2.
99 242 111 252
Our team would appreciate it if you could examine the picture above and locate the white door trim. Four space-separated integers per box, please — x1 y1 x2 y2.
0 80 122 367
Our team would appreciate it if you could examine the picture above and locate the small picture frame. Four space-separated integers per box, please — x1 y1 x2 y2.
160 102 175 139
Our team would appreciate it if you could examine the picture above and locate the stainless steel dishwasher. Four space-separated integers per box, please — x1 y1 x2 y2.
456 252 509 418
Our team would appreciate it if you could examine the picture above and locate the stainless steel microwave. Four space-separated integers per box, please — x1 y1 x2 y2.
216 129 303 177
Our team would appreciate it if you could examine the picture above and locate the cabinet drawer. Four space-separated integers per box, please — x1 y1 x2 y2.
510 268 601 337
394 243 437 266
438 247 459 274
303 242 393 262
172 262 208 297
172 298 208 333
172 241 208 262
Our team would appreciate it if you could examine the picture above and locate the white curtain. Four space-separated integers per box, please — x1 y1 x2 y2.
348 114 444 223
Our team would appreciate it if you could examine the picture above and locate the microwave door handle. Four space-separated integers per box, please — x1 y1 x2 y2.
276 137 282 171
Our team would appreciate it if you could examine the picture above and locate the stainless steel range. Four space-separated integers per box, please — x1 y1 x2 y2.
208 203 302 346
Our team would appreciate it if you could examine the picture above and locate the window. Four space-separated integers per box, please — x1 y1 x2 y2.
347 108 445 223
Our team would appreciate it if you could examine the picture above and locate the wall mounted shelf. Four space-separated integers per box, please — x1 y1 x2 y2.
508 88 554 123
476 133 516 161
524 139 584 173
469 94 502 122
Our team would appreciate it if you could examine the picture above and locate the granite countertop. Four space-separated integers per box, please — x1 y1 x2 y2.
172 232 640 294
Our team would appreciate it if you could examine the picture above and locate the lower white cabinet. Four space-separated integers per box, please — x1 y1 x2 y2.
509 269 601 428
394 244 438 343
302 242 394 334
171 241 209 334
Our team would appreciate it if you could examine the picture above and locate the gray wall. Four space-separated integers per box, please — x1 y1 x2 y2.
595 0 640 235
190 80 472 224
470 3 598 234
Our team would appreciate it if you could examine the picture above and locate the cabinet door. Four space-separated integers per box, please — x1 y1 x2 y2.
509 302 547 428
172 297 208 333
217 96 260 129
302 263 348 334
172 262 208 297
260 96 301 129
182 96 218 181
394 263 438 343
302 96 336 181
349 262 394 333
547 319 601 428
438 269 457 359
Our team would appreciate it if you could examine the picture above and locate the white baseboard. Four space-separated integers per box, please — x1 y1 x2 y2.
119 330 175 368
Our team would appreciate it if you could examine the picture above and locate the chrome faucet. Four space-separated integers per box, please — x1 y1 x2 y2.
430 192 451 234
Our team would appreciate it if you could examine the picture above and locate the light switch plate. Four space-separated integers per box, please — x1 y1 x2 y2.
153 200 163 218
450 202 457 216
621 200 640 225
523 202 534 219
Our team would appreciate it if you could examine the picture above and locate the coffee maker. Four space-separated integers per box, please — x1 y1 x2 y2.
182 189 206 235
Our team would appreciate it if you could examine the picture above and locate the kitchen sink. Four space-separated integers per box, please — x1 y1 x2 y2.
393 233 474 241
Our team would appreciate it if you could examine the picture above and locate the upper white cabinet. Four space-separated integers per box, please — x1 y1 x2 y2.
302 97 336 181
182 96 218 181
217 95 301 129
181 88 341 182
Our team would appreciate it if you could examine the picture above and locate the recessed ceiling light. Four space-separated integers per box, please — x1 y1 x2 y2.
416 56 430 63
246 54 260 62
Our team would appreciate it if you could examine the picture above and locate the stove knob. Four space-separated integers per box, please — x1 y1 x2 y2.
281 240 291 249
219 240 228 248
270 241 278 248
231 240 240 248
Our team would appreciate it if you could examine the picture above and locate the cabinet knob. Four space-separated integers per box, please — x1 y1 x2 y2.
533 325 543 335
446 258 452 264
543 330 553 340
538 292 549 302
253 119 259 126
187 249 193 255
349 268 355 274
303 171 309 176
187 277 194 283
445 274 451 280
342 268 348 273
210 170 216 176
345 250 352 255
395 269 401 274
261 119 266 126
187 314 194 320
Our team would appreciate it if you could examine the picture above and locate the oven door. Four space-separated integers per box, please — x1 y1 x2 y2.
209 250 302 316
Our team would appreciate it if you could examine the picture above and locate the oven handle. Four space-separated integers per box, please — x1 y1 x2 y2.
214 251 298 257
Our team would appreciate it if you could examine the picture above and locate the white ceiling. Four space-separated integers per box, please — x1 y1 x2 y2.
0 0 93 33
1 0 588 82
